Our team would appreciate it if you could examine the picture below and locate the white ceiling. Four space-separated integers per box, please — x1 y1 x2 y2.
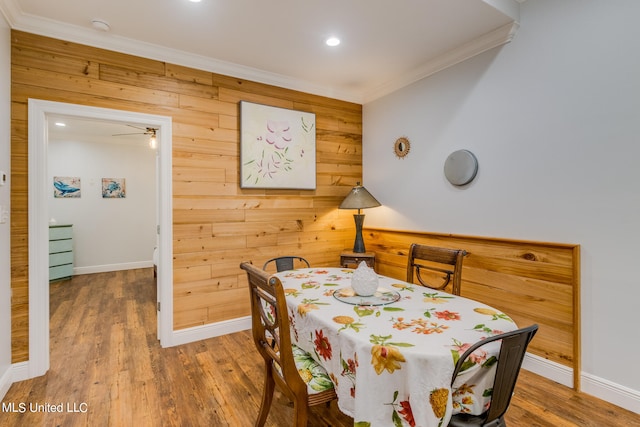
1 0 520 104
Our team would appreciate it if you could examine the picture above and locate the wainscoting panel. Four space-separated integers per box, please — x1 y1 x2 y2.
364 227 581 390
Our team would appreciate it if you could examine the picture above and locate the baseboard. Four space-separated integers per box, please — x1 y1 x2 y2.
0 365 13 400
169 316 252 347
11 361 28 383
581 372 640 415
523 353 640 414
73 261 154 275
523 352 573 388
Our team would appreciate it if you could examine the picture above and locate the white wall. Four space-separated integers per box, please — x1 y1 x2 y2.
0 13 13 399
364 0 640 408
48 138 157 272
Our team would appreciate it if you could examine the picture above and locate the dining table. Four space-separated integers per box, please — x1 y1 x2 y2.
272 266 517 427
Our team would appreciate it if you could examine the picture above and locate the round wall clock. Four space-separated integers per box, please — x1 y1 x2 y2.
394 137 411 159
444 149 478 186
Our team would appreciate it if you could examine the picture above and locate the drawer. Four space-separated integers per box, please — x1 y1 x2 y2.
49 225 73 240
340 252 375 270
49 239 73 253
50 251 74 267
50 264 73 280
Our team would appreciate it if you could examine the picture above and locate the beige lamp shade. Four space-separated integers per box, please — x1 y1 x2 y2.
339 182 381 253
339 182 381 213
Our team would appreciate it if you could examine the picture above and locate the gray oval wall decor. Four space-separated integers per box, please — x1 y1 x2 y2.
444 149 478 186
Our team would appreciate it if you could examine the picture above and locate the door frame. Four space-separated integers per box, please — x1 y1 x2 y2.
27 99 174 377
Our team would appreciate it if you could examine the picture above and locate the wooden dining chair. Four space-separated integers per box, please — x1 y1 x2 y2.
448 324 539 427
406 243 467 295
239 262 336 427
263 256 310 273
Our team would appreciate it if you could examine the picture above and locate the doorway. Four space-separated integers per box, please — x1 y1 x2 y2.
27 99 174 378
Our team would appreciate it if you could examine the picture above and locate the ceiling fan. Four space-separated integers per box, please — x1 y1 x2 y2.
112 124 157 137
112 125 158 148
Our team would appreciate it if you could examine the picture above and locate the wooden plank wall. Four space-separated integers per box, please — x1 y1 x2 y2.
364 227 581 389
10 30 362 362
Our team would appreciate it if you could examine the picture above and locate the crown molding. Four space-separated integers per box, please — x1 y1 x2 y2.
362 21 519 103
483 0 521 21
0 0 18 26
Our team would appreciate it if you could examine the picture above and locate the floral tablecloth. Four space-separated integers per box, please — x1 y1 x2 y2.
273 267 516 427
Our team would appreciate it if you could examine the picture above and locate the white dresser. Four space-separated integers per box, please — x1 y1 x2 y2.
49 224 74 281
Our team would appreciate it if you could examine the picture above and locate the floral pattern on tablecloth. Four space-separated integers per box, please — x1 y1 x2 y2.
275 268 515 427
292 344 335 393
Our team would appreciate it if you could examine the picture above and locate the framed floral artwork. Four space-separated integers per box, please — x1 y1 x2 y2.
240 101 316 189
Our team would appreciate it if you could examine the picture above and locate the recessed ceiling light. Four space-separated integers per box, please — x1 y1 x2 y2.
189 0 202 2
326 37 341 47
54 122 66 127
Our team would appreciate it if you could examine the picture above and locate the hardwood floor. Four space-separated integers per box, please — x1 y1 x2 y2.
1 269 638 426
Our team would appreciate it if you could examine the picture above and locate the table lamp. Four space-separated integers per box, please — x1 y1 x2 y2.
339 182 381 253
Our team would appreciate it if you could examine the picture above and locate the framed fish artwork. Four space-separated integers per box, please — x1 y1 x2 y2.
53 176 81 198
102 178 126 198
